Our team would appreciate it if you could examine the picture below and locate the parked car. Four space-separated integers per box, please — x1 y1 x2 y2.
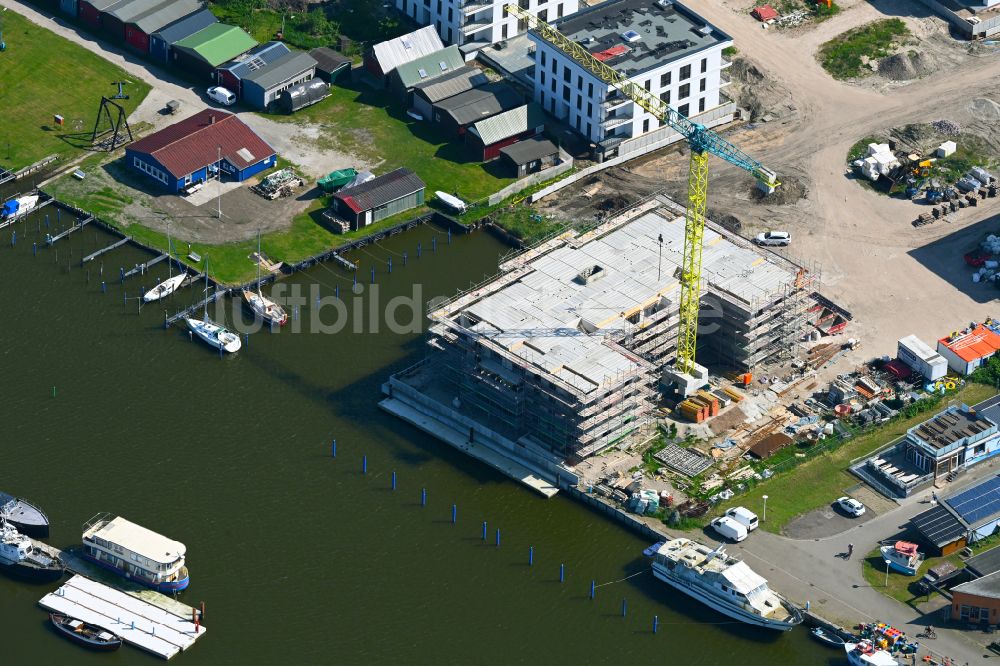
710 516 748 542
206 86 236 106
754 231 791 247
725 506 759 532
836 496 866 517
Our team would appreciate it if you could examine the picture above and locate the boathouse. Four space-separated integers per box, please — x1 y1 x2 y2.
465 103 546 162
240 51 319 111
365 25 444 81
149 8 218 64
499 136 560 178
328 168 425 231
215 41 291 98
171 23 257 76
125 109 276 192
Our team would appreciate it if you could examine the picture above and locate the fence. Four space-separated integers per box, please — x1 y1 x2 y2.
485 151 575 206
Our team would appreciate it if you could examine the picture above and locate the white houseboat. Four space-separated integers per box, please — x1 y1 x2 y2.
81 514 189 592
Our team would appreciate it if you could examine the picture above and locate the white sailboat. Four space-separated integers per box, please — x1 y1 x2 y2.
241 231 287 326
185 260 242 354
143 225 186 302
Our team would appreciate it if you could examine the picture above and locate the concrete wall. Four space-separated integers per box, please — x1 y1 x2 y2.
487 152 573 205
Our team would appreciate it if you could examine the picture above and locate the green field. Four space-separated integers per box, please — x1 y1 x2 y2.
819 19 910 80
722 383 997 533
0 9 150 169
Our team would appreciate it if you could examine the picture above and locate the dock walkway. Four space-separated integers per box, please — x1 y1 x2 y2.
39 575 206 660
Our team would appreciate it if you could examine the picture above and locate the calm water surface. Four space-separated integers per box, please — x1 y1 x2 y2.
0 207 831 664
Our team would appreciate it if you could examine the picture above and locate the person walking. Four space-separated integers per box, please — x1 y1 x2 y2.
847 543 854 559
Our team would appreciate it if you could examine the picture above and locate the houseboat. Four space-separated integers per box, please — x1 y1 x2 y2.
81 514 189 592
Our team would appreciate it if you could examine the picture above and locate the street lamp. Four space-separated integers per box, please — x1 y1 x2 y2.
762 495 768 522
884 559 891 587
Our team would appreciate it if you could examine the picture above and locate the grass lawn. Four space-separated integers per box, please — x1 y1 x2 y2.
722 383 997 533
819 19 910 80
262 83 516 206
0 9 150 169
862 534 1000 605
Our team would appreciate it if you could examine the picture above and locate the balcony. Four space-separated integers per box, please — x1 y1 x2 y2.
720 57 733 70
602 113 633 129
720 70 732 87
462 0 492 14
461 17 491 33
602 94 629 111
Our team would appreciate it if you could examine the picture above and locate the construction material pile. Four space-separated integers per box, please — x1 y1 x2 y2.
251 168 304 200
931 119 960 136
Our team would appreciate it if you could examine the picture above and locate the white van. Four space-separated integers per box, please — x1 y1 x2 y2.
710 516 748 542
206 86 236 106
754 231 790 247
725 506 759 532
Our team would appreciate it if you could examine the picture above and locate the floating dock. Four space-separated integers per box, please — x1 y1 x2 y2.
39 575 206 660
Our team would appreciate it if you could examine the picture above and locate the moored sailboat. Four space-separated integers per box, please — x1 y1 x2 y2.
242 231 287 326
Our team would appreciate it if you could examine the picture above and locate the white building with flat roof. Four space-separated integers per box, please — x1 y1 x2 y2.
394 0 579 48
528 0 736 162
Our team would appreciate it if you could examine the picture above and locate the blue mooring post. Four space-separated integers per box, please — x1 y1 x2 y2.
622 598 627 617
120 267 125 283
370 265 375 283
451 504 457 524
353 271 357 287
481 521 487 541
10 230 15 246
335 284 339 299
653 616 659 634
33 242 36 256
560 563 565 583
101 281 106 294
331 440 337 457
294 305 299 320
45 214 50 229
590 580 596 600
421 488 427 506
57 209 61 223
529 546 534 566
387 257 392 273
432 237 437 252
447 228 451 244
391 471 397 491
496 528 501 547
362 455 367 474
403 251 408 266
417 242 422 258
244 333 249 348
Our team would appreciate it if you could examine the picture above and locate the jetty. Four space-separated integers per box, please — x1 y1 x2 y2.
122 254 168 280
44 213 91 245
39 575 206 660
81 237 130 264
164 289 229 327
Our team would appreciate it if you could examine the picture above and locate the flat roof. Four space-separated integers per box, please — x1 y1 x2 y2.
443 205 800 393
909 407 994 451
966 544 1000 578
953 569 1000 601
546 0 731 76
899 334 945 364
939 324 1000 363
84 516 185 565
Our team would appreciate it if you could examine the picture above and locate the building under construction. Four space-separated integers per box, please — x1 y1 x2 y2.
381 195 821 490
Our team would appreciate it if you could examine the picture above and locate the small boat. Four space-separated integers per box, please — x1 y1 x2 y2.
0 194 39 227
143 273 186 302
436 190 467 213
186 317 242 353
643 541 665 557
242 230 287 326
880 541 923 576
0 519 63 583
50 612 122 651
845 640 900 666
0 491 49 537
810 626 846 648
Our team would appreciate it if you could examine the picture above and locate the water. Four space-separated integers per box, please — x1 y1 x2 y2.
0 208 832 664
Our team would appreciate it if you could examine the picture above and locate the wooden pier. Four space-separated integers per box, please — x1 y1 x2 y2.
164 289 229 327
81 237 129 264
39 575 206 660
45 213 92 245
123 254 168 280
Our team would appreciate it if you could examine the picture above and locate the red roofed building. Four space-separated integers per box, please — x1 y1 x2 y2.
751 4 779 21
125 109 276 192
326 168 425 231
937 324 1000 375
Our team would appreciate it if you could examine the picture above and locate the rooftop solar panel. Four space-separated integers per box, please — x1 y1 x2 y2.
947 475 1000 526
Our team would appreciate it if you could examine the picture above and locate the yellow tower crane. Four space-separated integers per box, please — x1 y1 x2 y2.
506 5 780 393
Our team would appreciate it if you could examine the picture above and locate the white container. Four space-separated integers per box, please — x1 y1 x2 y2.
898 335 948 381
936 141 957 158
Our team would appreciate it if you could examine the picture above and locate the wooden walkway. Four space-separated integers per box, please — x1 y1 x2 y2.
39 575 206 660
122 254 167 280
164 289 229 327
44 212 91 245
81 237 129 264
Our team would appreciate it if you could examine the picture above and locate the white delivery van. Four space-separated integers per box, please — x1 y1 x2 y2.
725 506 759 532
710 516 748 542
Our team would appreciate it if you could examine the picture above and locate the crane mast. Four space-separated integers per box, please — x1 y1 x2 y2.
505 5 779 390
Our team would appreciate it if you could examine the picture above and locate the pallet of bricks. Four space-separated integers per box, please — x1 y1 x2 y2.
679 391 720 423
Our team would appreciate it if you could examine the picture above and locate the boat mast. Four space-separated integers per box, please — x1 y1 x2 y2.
257 228 262 297
166 222 172 281
203 258 210 320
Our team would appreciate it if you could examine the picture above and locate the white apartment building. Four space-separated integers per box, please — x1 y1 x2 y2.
528 0 736 162
394 0 579 47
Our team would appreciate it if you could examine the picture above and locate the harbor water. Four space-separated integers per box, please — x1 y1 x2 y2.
0 207 833 664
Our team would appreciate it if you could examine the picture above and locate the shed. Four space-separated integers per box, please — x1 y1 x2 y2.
103 0 172 41
215 42 291 97
748 433 793 459
171 23 257 75
125 109 276 192
365 25 444 80
432 82 524 136
937 325 1000 375
59 0 78 17
411 66 488 120
78 0 124 28
309 47 352 83
240 51 318 111
751 4 779 21
329 168 425 231
277 79 330 114
466 103 546 161
149 8 217 64
388 45 464 101
499 136 560 178
120 0 202 53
